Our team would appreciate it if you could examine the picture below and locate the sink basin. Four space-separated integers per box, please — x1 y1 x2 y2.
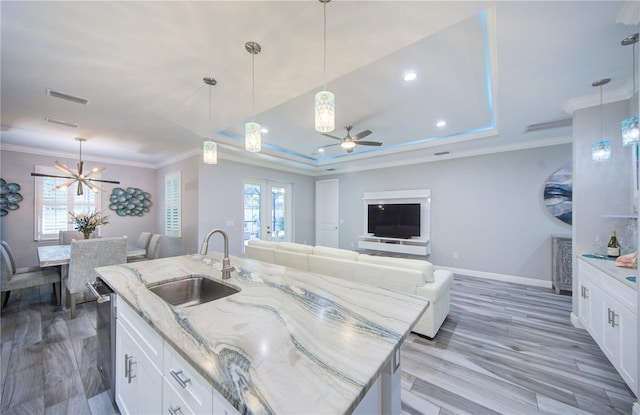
147 275 239 307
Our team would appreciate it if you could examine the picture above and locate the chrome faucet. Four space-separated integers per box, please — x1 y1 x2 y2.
200 229 235 279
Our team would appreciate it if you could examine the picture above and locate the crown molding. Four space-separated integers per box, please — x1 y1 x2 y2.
0 143 157 169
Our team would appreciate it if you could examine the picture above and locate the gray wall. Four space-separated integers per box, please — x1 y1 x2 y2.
0 149 157 268
323 144 572 282
196 158 316 257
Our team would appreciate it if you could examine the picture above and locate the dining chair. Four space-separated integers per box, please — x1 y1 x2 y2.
59 230 84 245
146 234 162 259
1 241 61 309
127 232 152 262
67 236 127 318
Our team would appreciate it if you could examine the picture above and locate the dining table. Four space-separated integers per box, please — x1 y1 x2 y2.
37 244 146 308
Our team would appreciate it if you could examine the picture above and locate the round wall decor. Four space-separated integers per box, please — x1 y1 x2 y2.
109 187 151 216
0 178 23 217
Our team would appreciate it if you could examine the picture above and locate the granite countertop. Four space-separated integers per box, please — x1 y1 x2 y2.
95 253 429 415
579 254 637 290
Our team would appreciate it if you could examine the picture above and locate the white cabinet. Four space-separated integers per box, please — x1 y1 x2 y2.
116 300 239 415
163 342 214 414
115 304 163 415
576 258 637 394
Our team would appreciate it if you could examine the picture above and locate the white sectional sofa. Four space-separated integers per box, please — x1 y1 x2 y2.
244 240 453 338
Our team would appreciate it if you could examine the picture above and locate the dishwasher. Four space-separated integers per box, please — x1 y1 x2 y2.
87 278 116 404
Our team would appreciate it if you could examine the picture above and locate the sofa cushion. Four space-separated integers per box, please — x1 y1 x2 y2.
308 255 355 281
312 245 359 261
277 242 313 254
244 244 275 264
247 239 279 249
274 249 309 271
357 254 434 283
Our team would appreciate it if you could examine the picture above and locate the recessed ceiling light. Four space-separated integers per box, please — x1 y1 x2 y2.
403 72 417 82
261 127 269 133
45 88 89 105
318 147 325 153
44 116 79 128
436 120 446 128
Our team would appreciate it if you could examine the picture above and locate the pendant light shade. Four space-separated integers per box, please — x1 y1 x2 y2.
621 33 639 146
592 78 611 162
203 140 218 164
203 77 218 164
315 90 335 133
315 0 335 133
245 41 261 153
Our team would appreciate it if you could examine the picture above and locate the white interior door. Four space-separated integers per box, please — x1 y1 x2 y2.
243 180 292 243
316 179 339 248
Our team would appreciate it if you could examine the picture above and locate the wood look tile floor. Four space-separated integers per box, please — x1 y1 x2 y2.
0 275 636 414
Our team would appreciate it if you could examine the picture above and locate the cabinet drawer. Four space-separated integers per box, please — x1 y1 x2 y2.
117 299 163 371
163 342 213 414
163 377 196 415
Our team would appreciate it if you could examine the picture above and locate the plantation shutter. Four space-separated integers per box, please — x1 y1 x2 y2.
164 170 181 237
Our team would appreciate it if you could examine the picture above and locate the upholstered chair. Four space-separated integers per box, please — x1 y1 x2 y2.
146 234 162 259
127 232 152 262
1 241 61 308
59 230 84 245
67 236 127 318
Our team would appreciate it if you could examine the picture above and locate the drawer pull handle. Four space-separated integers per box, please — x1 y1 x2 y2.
168 405 184 415
125 354 136 384
170 369 191 388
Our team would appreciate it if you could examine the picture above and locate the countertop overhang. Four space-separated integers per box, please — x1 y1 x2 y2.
95 253 429 414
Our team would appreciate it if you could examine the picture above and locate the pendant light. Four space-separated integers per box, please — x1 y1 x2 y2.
30 137 120 195
315 0 335 133
592 78 612 162
245 41 261 153
203 77 218 164
621 33 639 146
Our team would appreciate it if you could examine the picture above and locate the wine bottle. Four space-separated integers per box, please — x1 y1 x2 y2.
607 230 620 258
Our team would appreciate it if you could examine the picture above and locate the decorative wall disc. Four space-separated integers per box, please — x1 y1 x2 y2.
108 187 151 216
0 178 22 216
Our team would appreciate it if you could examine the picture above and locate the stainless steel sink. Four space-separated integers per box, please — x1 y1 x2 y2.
147 275 239 307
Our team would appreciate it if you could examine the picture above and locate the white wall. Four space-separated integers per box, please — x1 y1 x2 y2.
322 144 572 282
0 149 157 268
195 158 316 257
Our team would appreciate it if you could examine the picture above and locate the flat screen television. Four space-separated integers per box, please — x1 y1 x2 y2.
367 203 420 238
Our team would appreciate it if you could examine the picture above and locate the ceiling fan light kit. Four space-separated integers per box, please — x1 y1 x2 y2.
315 0 335 133
203 77 218 164
321 125 381 153
621 32 639 146
245 41 262 153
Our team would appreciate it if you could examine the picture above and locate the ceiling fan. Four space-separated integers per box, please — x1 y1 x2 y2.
30 137 120 195
320 125 382 153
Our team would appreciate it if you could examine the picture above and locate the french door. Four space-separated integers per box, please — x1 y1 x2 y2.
243 180 292 243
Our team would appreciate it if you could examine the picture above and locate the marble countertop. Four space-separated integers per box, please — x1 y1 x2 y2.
95 253 429 415
578 254 637 290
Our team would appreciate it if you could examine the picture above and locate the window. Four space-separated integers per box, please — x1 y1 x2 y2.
164 170 181 237
34 165 101 241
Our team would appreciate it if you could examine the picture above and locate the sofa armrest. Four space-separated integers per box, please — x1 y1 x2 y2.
415 270 453 301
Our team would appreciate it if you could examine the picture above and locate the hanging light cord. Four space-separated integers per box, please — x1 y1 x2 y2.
323 1 327 91
252 52 256 121
600 84 604 140
208 85 211 138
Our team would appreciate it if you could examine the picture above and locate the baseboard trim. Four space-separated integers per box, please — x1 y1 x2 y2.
437 266 553 289
570 312 584 329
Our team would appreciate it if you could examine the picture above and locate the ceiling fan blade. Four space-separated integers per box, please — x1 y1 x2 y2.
30 172 74 180
321 133 343 141
52 178 76 192
318 143 340 150
352 130 372 141
86 177 121 185
356 141 383 146
54 161 77 177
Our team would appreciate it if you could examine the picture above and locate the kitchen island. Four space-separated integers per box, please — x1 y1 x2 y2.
95 252 429 414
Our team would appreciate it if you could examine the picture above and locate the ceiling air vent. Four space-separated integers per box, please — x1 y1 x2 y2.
44 116 79 128
525 118 572 133
45 88 89 105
